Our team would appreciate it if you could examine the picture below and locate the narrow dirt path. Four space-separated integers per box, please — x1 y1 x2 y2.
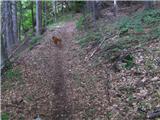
52 22 75 120
2 22 76 120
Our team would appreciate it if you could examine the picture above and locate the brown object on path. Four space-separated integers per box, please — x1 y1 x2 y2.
52 36 62 48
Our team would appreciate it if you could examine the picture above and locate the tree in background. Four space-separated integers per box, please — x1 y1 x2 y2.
113 0 117 16
44 1 47 28
36 0 42 35
52 1 57 23
145 1 154 9
12 0 18 44
17 1 22 41
2 1 14 52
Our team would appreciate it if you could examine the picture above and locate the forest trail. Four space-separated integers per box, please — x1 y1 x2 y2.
2 21 77 119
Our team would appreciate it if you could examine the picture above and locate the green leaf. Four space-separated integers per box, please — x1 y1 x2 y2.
2 112 9 120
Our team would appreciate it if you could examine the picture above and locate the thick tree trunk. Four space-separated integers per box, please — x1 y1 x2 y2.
3 1 14 52
12 1 18 44
113 0 117 17
36 0 42 35
1 2 8 68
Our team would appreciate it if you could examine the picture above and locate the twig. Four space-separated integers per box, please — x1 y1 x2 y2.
147 108 160 119
85 34 117 61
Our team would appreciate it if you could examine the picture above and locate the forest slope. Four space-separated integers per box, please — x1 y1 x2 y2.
2 7 160 120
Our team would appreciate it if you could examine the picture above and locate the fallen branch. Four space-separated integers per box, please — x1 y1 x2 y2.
147 108 160 119
8 39 28 60
85 34 118 61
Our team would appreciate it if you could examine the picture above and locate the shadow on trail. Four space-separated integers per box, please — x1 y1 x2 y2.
52 46 71 120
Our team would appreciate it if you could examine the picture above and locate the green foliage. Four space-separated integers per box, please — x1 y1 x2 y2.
30 35 42 45
150 25 160 38
29 35 42 50
57 13 74 22
2 68 23 91
122 54 134 69
2 112 9 120
21 2 35 32
76 32 101 47
70 1 86 12
117 9 160 36
47 13 74 30
142 9 160 24
117 16 131 35
4 61 13 70
76 16 85 30
4 68 21 80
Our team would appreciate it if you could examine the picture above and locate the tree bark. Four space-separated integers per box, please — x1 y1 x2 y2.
1 2 8 68
55 1 57 22
52 1 57 23
36 0 42 35
12 1 18 44
113 0 117 17
145 1 153 9
61 1 64 15
44 1 47 28
3 1 14 52
18 1 22 41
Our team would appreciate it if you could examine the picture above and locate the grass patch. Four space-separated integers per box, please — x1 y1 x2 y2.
76 31 101 48
2 68 22 91
101 9 160 65
76 16 85 30
4 68 21 80
122 54 134 69
117 9 160 36
29 35 42 50
1 112 9 120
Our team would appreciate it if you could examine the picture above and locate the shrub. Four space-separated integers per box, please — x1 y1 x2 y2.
76 16 85 30
77 32 101 47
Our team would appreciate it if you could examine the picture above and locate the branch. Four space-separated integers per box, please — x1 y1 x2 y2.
147 108 160 119
85 34 118 61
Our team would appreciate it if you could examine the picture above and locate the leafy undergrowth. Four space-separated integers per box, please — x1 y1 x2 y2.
75 8 160 119
29 35 43 50
47 13 75 30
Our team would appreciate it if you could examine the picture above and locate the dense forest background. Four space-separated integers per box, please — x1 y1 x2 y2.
1 1 160 120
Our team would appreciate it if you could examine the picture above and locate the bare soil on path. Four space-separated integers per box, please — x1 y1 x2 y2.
2 21 78 120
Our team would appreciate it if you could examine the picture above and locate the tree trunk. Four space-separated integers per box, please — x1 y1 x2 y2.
61 1 64 15
86 1 92 13
36 0 42 35
145 1 153 9
92 1 97 30
113 0 117 17
12 1 18 44
52 1 57 23
44 1 47 28
18 1 22 41
1 2 8 68
31 1 35 30
55 1 57 22
3 1 14 52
